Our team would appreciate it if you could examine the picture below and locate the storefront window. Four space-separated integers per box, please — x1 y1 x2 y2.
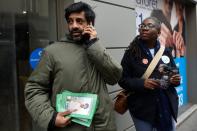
0 0 57 131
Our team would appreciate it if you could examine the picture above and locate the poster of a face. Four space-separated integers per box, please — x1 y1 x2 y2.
65 96 92 115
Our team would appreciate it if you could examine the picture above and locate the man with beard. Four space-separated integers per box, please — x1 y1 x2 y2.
24 2 122 131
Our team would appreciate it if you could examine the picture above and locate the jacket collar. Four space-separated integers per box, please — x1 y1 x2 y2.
60 34 85 45
138 38 161 58
59 35 76 43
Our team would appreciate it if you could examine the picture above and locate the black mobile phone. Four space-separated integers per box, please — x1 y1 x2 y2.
82 33 90 41
82 23 94 41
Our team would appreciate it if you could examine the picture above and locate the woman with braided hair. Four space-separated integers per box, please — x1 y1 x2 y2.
119 17 181 131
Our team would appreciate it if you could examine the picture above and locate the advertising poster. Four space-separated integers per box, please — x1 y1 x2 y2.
133 0 187 106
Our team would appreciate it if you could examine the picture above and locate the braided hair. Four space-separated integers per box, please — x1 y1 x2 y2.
127 36 142 59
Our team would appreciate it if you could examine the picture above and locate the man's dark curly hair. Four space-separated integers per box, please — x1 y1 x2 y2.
65 2 95 26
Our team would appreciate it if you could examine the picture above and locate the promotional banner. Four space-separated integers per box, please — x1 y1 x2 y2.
175 57 187 106
133 0 187 106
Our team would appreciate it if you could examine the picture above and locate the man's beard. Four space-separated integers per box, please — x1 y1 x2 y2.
69 28 83 41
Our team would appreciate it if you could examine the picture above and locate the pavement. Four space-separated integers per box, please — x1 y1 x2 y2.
176 104 197 131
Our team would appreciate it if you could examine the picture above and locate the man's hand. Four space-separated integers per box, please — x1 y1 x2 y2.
144 79 160 90
170 74 181 86
82 23 97 40
55 110 73 128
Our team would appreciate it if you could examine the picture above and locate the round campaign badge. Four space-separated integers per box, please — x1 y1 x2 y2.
161 55 170 64
142 58 148 64
29 48 43 70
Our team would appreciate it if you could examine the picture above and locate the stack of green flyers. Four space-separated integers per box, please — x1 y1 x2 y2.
56 90 98 127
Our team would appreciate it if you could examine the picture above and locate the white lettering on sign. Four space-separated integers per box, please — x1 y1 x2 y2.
178 93 183 107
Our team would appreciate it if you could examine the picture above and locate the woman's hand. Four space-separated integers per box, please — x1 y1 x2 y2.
144 79 160 90
170 74 181 86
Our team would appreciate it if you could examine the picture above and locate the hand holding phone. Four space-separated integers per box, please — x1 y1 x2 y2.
82 22 97 41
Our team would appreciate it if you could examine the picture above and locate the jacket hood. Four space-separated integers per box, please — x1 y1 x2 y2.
60 35 75 43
